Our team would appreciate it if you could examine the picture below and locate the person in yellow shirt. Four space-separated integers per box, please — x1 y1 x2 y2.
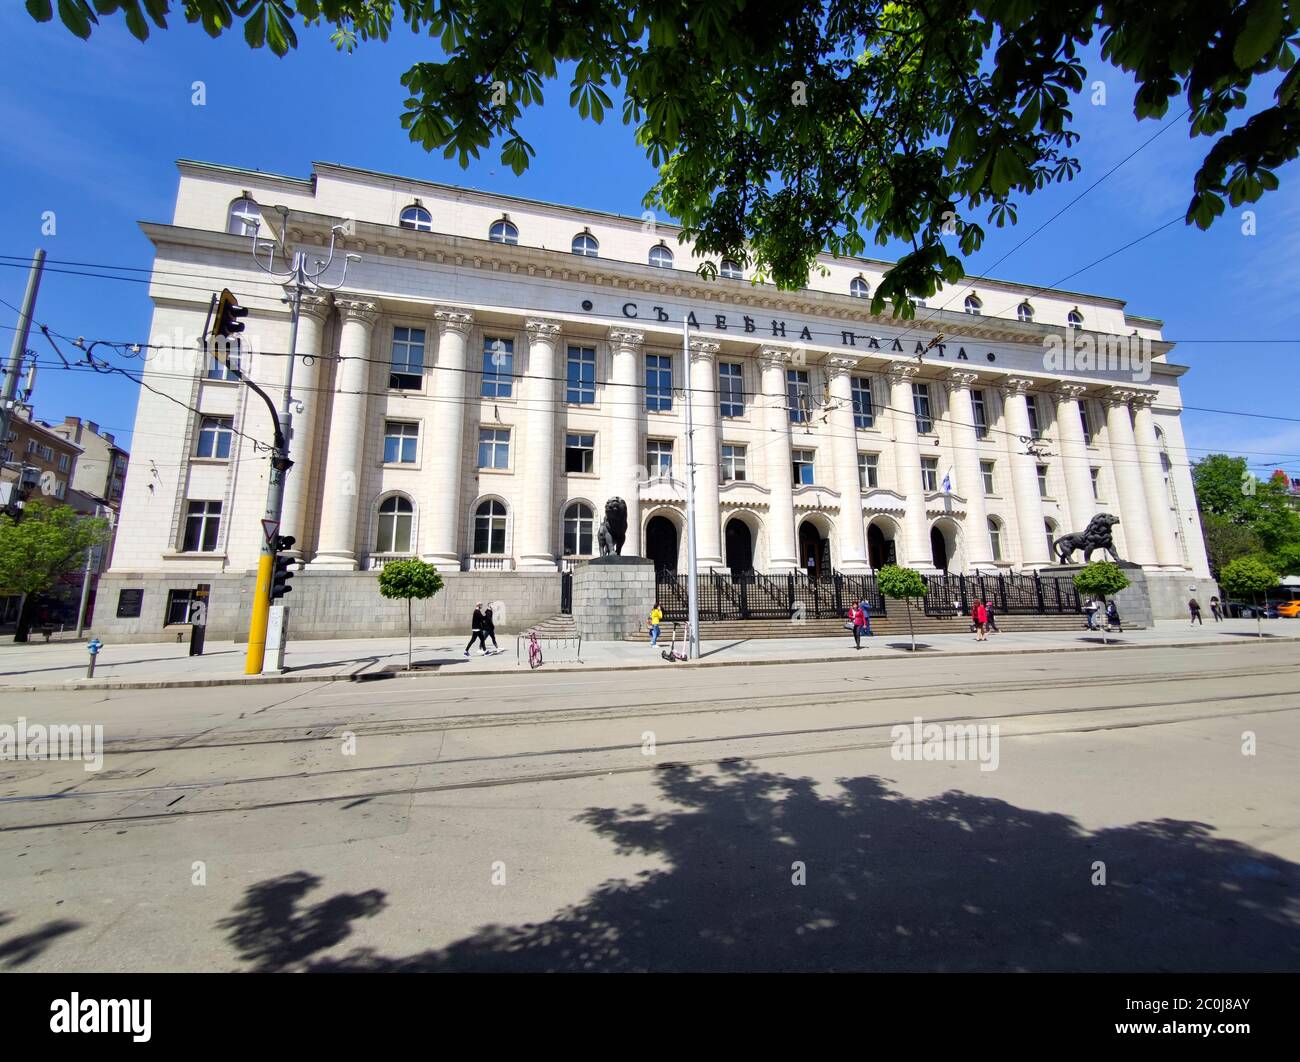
649 604 664 647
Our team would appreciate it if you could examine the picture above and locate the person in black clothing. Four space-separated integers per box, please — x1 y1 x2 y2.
1106 599 1122 632
483 606 500 652
1188 598 1203 625
464 603 487 656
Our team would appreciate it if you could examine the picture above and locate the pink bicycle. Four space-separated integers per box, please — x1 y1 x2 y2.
527 630 543 669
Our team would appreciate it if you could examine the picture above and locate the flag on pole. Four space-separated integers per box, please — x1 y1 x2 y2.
942 467 954 493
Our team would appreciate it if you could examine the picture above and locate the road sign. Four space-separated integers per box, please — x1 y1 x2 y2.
261 519 280 548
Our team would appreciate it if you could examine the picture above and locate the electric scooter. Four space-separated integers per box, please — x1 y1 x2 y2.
661 623 691 662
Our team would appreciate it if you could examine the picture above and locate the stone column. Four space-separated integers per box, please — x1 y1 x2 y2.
311 297 378 569
1102 389 1156 566
689 338 724 569
826 356 868 570
278 291 332 559
423 306 474 572
999 377 1050 566
517 318 562 570
1054 383 1096 536
944 370 993 568
887 363 932 567
759 347 798 571
608 329 645 557
1131 393 1181 568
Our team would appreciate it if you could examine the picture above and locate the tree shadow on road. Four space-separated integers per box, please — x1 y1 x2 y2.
0 911 83 969
218 764 1300 972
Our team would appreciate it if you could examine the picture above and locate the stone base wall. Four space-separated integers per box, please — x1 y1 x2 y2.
91 570 561 643
1146 572 1220 621
572 558 656 640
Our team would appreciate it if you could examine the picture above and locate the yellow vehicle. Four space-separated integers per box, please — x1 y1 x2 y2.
1278 600 1300 619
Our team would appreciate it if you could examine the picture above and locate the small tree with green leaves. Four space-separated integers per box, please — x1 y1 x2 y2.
1072 562 1130 645
877 564 927 652
0 501 109 643
1219 556 1278 639
377 558 444 669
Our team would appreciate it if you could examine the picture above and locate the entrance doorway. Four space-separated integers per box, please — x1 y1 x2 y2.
725 518 754 576
798 521 829 578
867 523 897 570
930 526 949 572
646 515 678 573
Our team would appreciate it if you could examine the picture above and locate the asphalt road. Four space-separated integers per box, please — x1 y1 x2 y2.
1 641 1297 972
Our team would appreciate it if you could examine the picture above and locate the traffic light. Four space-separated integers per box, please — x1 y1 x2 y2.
212 288 248 339
270 535 296 601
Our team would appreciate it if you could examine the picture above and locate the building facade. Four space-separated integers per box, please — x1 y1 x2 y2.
97 159 1214 639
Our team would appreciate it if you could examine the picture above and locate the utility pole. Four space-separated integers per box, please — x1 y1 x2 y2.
240 216 357 675
682 316 700 660
0 250 45 466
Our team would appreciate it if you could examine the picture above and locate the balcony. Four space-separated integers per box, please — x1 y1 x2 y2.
365 553 414 571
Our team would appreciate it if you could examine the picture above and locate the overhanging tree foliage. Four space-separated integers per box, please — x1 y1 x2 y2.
30 1 1300 309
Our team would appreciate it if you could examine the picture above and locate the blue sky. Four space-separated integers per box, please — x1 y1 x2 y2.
1 8 1297 479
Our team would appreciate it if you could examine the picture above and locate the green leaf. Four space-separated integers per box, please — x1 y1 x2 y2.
1234 0 1284 69
56 0 93 38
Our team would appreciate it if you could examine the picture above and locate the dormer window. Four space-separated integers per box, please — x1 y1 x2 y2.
850 276 869 299
572 231 599 257
399 204 432 231
489 218 519 244
649 244 674 269
227 197 261 237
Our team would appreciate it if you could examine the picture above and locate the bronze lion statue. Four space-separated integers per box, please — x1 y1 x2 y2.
598 497 628 556
1053 512 1121 564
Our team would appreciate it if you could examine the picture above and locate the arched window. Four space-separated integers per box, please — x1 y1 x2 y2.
563 502 595 557
227 197 261 237
376 496 414 554
399 204 432 231
987 516 1004 562
474 499 508 555
1017 302 1034 323
850 276 870 299
649 244 674 269
719 259 743 280
1067 308 1084 327
489 218 518 244
914 297 927 309
964 294 982 315
572 231 599 257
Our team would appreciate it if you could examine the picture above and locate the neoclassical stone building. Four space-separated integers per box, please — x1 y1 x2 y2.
97 159 1212 638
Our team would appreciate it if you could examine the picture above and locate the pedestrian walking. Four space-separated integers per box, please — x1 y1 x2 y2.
858 598 872 637
972 600 988 641
483 605 500 651
983 599 999 633
648 603 663 646
464 602 488 656
1210 596 1222 622
1106 599 1122 632
1085 596 1101 630
848 603 867 649
1188 598 1203 626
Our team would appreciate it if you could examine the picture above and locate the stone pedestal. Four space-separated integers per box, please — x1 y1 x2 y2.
1053 562 1153 629
573 556 656 640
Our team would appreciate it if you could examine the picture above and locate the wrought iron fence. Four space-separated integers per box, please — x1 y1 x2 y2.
920 571 1081 617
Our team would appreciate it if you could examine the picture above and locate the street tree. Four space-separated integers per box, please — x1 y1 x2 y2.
1218 555 1278 637
877 564 927 651
29 1 1300 308
1072 561 1129 645
0 500 110 643
1193 455 1300 575
376 557 444 669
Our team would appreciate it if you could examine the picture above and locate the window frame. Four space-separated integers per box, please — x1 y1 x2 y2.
718 362 745 418
921 456 939 493
477 426 512 471
399 204 433 231
389 325 427 391
719 259 743 281
859 452 879 491
564 432 596 475
562 501 595 557
571 231 599 257
1036 463 1050 498
851 377 874 429
181 500 222 553
980 460 996 496
850 276 870 300
964 294 982 315
383 420 420 465
226 197 261 237
721 443 747 483
375 494 415 554
645 353 673 413
971 389 989 440
646 438 674 478
480 335 516 399
565 344 597 406
792 448 816 486
787 368 811 424
488 218 519 244
912 381 934 434
648 244 674 269
473 498 508 556
195 415 234 460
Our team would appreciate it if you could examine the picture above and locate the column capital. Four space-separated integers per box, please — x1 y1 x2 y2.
295 290 334 323
1054 382 1089 401
607 328 644 352
824 355 859 380
525 317 563 342
998 376 1035 397
757 345 794 368
335 297 379 328
1129 390 1158 409
688 338 720 361
434 305 475 336
943 369 981 392
1102 387 1139 408
886 362 921 382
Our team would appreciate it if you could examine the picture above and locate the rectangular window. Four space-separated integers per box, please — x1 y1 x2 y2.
1080 402 1093 445
721 443 747 483
859 452 879 491
921 456 939 492
646 354 673 412
981 460 996 496
719 363 745 418
182 500 222 553
566 345 596 405
912 382 933 434
389 326 425 390
647 439 673 477
787 369 811 423
206 342 241 381
1037 463 1050 498
165 589 197 625
565 433 595 474
971 389 989 440
852 378 874 429
1026 395 1042 440
792 449 815 485
481 336 515 398
195 416 234 460
384 421 419 464
1091 467 1101 500
478 427 510 469
58 454 70 473
25 439 36 453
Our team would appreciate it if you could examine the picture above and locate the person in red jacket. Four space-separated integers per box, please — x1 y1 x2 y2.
848 603 867 649
972 600 988 641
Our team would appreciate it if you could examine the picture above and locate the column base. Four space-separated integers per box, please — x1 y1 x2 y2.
517 555 559 572
767 559 799 573
422 553 462 574
697 554 725 570
308 552 358 571
837 559 872 573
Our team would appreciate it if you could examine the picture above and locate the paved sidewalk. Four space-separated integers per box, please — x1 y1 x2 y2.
0 618 1293 690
